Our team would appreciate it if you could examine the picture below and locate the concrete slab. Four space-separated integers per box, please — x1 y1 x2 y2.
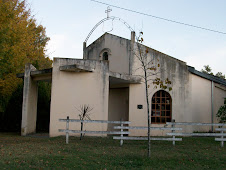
59 64 94 72
109 71 141 84
17 68 52 82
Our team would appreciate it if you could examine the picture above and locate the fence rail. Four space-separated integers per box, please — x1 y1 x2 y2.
215 138 226 141
59 129 130 135
215 128 226 131
113 136 182 141
166 122 226 126
113 125 182 146
167 133 226 137
114 126 182 131
59 116 130 144
59 117 225 147
166 122 225 147
59 119 131 124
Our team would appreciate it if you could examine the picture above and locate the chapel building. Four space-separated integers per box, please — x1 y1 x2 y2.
18 32 226 136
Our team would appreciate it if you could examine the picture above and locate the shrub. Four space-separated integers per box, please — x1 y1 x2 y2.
216 98 226 123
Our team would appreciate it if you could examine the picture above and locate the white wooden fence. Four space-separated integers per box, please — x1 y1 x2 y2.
166 122 226 147
59 117 225 147
59 116 130 144
113 125 182 146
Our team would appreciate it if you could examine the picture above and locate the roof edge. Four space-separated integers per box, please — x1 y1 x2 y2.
188 66 226 86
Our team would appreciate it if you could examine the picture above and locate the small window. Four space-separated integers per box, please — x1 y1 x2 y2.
99 48 111 61
151 90 172 124
103 52 108 60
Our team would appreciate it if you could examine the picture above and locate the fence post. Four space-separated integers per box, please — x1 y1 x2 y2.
172 119 175 146
220 127 224 147
120 120 123 146
66 116 69 144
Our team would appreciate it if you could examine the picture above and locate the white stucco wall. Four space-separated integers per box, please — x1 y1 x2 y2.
129 44 191 136
188 74 226 132
85 33 132 74
190 74 212 132
49 58 109 137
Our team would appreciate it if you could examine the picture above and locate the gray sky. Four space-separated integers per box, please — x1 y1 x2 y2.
27 0 226 74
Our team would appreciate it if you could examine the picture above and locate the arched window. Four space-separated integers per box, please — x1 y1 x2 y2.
151 90 172 124
99 48 111 61
103 52 108 60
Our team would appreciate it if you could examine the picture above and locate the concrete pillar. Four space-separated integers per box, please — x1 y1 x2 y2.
21 64 38 136
83 42 87 59
129 31 136 75
131 31 135 43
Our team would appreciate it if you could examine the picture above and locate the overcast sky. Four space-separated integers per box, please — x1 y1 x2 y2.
27 0 226 74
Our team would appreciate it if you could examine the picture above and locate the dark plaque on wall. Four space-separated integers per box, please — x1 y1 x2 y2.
137 105 143 109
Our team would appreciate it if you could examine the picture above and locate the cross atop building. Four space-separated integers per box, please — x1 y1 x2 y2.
105 6 112 18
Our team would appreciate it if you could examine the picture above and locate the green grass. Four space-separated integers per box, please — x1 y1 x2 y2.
0 133 225 169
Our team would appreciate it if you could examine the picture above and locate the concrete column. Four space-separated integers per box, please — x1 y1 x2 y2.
83 42 87 59
131 31 135 43
211 81 214 131
129 31 136 75
21 63 38 136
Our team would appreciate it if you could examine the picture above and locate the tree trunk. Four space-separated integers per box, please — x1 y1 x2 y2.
144 69 151 157
80 122 83 140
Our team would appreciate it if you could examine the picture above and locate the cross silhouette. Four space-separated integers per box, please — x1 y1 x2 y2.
105 6 112 18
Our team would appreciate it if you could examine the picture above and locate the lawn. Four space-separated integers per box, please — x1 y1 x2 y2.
0 133 225 169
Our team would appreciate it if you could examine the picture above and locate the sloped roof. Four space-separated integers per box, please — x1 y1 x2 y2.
188 66 226 86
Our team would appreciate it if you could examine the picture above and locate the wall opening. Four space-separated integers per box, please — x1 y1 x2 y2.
36 81 51 133
99 48 111 61
103 52 108 60
108 87 129 131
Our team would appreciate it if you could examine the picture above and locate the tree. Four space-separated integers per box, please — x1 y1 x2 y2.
216 98 226 123
0 0 52 130
76 105 93 140
201 65 225 79
201 65 213 75
133 32 172 157
215 72 225 79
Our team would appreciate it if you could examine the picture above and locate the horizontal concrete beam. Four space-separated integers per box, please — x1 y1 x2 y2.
30 68 52 76
17 73 24 78
17 68 52 82
59 64 94 72
109 71 141 84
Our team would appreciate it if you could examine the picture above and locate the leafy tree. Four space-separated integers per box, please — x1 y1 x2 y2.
201 65 213 75
0 83 23 131
201 65 225 79
133 32 172 157
0 0 52 130
216 98 226 123
215 72 225 79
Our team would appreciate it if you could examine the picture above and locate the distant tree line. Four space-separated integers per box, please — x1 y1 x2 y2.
0 0 52 132
201 65 225 79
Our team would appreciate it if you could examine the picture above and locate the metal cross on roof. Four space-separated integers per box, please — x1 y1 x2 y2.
105 6 112 18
